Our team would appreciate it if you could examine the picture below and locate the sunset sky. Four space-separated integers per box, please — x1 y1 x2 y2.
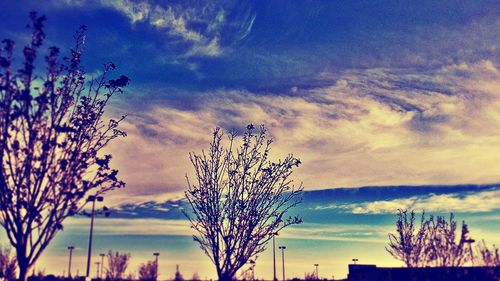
0 0 499 279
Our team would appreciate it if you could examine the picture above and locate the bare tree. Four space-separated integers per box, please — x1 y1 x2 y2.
387 210 474 268
426 213 473 267
138 260 158 281
0 13 128 281
304 271 317 281
0 245 16 281
386 209 428 267
105 251 131 281
476 240 499 267
185 125 303 281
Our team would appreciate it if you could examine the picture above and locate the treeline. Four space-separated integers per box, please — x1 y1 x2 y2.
0 249 203 281
386 209 499 268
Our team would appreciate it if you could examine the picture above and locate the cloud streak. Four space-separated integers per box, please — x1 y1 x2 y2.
318 188 500 214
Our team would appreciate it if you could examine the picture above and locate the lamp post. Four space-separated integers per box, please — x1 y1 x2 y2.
67 246 75 278
99 253 105 279
153 252 160 281
314 264 319 280
271 232 279 281
85 195 103 280
352 259 358 265
279 246 286 281
95 262 100 279
464 239 475 265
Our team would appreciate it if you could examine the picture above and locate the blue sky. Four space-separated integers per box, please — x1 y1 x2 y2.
1 0 500 279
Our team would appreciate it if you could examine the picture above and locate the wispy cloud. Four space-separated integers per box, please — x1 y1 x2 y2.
73 0 239 57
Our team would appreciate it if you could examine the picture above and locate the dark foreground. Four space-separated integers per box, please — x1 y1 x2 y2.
347 264 500 281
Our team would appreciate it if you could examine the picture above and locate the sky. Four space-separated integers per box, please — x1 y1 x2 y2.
0 0 500 279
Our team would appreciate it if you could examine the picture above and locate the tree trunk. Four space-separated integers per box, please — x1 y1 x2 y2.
17 260 32 281
218 271 235 281
16 243 32 281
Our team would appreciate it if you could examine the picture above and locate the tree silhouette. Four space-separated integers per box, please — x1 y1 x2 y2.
138 260 158 281
386 209 428 267
426 213 473 267
173 264 184 281
105 251 131 281
476 240 500 267
387 210 474 267
0 13 128 280
185 124 303 281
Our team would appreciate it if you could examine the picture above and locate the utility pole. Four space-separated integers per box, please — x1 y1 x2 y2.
100 253 106 279
279 246 286 281
464 239 475 265
85 195 103 280
95 262 100 279
314 264 319 279
154 252 160 281
67 246 75 278
272 232 279 281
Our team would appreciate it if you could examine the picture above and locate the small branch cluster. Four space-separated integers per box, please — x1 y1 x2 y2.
105 250 131 281
0 245 16 280
476 240 500 267
138 260 158 281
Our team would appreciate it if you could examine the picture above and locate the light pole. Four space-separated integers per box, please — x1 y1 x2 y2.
99 253 105 279
464 239 475 265
352 259 358 265
85 195 103 280
95 262 100 279
153 252 160 281
67 246 75 278
314 264 319 280
279 246 286 281
271 232 279 281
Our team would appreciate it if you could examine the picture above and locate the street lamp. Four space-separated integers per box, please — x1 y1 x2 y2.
314 264 319 280
95 262 100 279
85 195 103 280
464 239 475 265
99 253 106 279
279 246 286 281
352 259 358 265
153 252 160 281
271 232 279 281
67 246 75 278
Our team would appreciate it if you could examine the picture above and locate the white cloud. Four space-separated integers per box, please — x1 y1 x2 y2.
334 189 500 214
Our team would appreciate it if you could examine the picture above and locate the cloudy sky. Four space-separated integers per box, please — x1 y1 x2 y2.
0 0 500 279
